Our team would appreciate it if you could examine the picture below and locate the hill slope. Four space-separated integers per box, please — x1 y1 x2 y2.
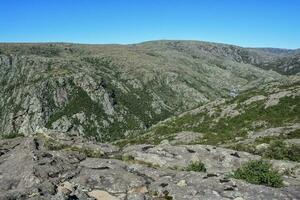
116 76 300 162
0 40 297 141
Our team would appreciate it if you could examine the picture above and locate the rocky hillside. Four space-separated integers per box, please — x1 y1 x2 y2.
256 51 300 75
1 40 298 141
116 76 300 161
1 130 299 200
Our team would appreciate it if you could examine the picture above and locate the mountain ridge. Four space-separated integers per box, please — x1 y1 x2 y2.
0 40 298 141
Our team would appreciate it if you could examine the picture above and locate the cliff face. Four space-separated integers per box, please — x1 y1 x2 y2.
0 41 297 141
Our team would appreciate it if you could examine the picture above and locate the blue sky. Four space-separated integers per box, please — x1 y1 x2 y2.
0 0 299 48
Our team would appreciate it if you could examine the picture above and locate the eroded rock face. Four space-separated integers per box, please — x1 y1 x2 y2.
0 133 299 200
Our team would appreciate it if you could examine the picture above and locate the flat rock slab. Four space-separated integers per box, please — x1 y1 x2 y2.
88 190 120 200
0 136 299 200
122 144 261 173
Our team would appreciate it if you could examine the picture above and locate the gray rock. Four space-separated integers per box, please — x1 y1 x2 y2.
170 131 203 145
0 132 299 200
123 144 261 173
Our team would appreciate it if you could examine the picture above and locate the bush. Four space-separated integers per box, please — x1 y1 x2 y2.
184 161 207 172
263 140 300 162
81 147 103 158
287 145 300 162
122 154 135 162
263 140 288 160
233 160 283 187
44 138 68 150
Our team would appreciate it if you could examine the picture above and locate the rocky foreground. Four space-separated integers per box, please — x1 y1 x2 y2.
0 131 299 200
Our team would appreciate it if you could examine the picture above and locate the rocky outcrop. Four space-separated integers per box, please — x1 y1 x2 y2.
0 133 299 200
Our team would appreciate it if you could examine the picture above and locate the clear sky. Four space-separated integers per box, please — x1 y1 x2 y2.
1 0 299 48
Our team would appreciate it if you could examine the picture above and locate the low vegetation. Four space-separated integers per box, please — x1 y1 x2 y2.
66 146 103 158
263 140 300 162
184 161 207 172
231 130 300 162
1 132 24 139
115 85 300 148
233 160 283 188
122 154 135 162
38 133 103 158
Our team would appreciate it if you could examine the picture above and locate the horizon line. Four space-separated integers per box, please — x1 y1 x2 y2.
0 39 299 50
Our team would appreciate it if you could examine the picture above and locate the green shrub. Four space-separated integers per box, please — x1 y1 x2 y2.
46 142 103 158
44 138 68 150
122 154 135 162
287 145 300 162
233 160 283 187
263 140 300 162
184 161 207 172
263 140 288 160
81 147 103 158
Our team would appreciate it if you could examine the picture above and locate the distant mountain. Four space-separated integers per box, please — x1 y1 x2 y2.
0 40 298 141
255 52 300 75
250 47 300 56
